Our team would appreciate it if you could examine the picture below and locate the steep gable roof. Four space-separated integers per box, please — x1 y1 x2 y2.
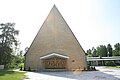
25 5 85 56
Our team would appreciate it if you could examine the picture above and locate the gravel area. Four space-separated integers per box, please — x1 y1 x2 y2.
24 66 120 80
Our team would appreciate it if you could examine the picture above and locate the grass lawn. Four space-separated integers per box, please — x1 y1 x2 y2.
106 66 120 68
0 69 26 80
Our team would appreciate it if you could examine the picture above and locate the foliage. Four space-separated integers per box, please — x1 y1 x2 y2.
87 49 92 55
86 43 120 57
85 66 97 71
87 49 92 57
28 67 31 71
6 56 24 69
113 43 120 56
107 44 113 56
105 61 116 66
6 51 24 69
87 45 108 57
0 45 12 66
87 54 92 57
112 50 120 56
0 23 23 69
92 47 97 57
114 43 120 52
96 45 107 57
0 69 25 80
0 23 19 47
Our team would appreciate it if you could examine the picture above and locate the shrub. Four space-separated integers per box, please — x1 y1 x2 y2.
20 66 22 71
28 67 31 71
87 65 90 70
93 66 96 70
23 67 26 71
105 61 116 66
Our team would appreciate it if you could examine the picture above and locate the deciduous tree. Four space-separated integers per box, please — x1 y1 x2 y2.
0 23 19 68
113 43 120 56
107 44 113 57
96 45 107 57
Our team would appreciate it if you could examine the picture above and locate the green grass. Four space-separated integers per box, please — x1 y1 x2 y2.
0 69 25 80
106 66 120 68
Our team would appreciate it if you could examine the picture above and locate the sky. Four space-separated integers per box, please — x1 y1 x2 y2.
0 0 120 52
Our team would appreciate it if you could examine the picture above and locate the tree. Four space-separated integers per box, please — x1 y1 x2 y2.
0 44 12 65
92 47 97 57
24 47 29 53
112 50 120 56
14 51 24 68
0 23 19 68
96 45 108 57
107 44 113 57
113 43 120 56
114 43 120 52
87 49 92 57
0 23 19 47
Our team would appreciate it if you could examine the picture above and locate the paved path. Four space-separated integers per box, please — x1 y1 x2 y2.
24 66 120 80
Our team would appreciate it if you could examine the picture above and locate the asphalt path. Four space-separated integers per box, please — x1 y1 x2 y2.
24 66 120 80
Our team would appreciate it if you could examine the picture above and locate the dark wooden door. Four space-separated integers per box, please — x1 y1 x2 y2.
44 57 67 69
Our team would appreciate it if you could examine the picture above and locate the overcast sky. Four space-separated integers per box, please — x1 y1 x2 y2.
0 0 120 51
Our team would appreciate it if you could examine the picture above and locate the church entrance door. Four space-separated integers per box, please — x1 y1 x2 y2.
43 57 67 69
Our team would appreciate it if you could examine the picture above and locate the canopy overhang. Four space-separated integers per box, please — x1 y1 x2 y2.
40 53 69 59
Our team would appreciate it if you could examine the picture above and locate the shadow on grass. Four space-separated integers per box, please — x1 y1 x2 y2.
0 69 15 76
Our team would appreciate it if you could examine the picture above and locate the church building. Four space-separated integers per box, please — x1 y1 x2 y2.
24 5 87 71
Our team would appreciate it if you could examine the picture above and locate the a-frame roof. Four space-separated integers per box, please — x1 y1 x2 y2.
40 53 69 59
25 5 85 56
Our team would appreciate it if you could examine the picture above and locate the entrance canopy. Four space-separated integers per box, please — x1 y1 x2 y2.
40 53 69 59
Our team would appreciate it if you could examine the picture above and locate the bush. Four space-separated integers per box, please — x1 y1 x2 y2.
84 66 97 71
87 65 90 70
20 66 22 71
23 67 26 71
93 66 96 70
28 67 31 71
105 61 116 66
